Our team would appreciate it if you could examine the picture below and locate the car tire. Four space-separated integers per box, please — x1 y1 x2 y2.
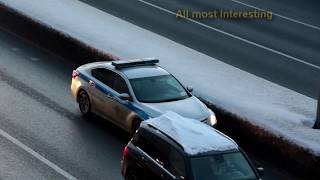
78 90 91 117
125 170 141 180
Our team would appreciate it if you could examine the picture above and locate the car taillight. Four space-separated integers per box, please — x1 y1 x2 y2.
123 145 129 158
72 70 79 79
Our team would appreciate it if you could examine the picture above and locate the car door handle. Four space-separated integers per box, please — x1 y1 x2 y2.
89 80 95 87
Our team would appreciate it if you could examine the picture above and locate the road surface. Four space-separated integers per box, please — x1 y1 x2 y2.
0 29 303 179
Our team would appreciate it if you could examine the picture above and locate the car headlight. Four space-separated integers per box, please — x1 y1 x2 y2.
207 110 217 127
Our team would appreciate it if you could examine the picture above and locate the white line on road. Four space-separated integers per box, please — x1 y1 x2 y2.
0 128 77 180
230 0 320 31
137 0 320 70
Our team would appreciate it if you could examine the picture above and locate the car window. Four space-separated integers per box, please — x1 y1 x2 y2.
92 68 129 94
166 147 186 179
135 129 155 156
113 74 129 94
91 68 115 88
137 129 186 178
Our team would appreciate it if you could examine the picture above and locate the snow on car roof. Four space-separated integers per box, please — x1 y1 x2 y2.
143 111 238 155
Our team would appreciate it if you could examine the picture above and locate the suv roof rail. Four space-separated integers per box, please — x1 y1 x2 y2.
112 58 159 69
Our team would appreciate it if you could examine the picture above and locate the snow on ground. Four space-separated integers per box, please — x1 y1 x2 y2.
144 111 237 155
1 0 318 155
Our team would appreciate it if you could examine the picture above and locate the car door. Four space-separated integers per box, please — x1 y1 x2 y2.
165 146 187 179
130 129 159 179
134 130 176 180
111 74 133 130
149 135 183 180
91 67 133 130
90 68 116 121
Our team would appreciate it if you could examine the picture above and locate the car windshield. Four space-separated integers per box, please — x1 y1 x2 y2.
129 75 189 103
191 152 257 180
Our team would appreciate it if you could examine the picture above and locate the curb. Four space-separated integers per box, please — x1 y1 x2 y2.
0 3 319 179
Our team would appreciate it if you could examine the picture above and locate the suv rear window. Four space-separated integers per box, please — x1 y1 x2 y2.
135 128 186 178
167 147 186 178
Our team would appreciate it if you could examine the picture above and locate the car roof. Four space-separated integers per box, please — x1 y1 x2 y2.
79 60 170 79
120 65 169 79
142 112 238 156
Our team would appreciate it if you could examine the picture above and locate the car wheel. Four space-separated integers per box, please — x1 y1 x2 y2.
125 170 140 180
78 90 91 116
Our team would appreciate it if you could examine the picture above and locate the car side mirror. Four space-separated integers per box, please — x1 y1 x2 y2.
119 93 131 101
186 86 193 92
256 167 264 177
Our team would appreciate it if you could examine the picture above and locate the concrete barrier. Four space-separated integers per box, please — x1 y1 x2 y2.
0 3 319 179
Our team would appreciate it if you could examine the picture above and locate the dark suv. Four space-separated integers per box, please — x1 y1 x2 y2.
121 112 263 180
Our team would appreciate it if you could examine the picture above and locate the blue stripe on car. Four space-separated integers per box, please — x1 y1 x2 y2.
79 72 150 120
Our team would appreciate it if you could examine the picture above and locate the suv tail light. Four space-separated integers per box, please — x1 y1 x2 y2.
72 70 79 79
123 145 129 158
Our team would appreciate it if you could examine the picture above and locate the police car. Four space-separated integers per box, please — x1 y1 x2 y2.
71 58 217 133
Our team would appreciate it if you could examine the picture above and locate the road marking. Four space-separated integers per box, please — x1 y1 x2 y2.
230 0 320 31
137 0 320 70
0 128 77 180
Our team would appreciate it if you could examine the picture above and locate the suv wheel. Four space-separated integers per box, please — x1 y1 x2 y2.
78 90 91 116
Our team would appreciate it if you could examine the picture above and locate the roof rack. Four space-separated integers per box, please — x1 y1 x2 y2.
112 58 159 69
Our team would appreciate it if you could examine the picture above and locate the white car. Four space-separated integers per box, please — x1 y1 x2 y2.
71 58 217 133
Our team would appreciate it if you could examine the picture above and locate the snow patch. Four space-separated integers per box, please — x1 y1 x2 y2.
144 111 237 155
